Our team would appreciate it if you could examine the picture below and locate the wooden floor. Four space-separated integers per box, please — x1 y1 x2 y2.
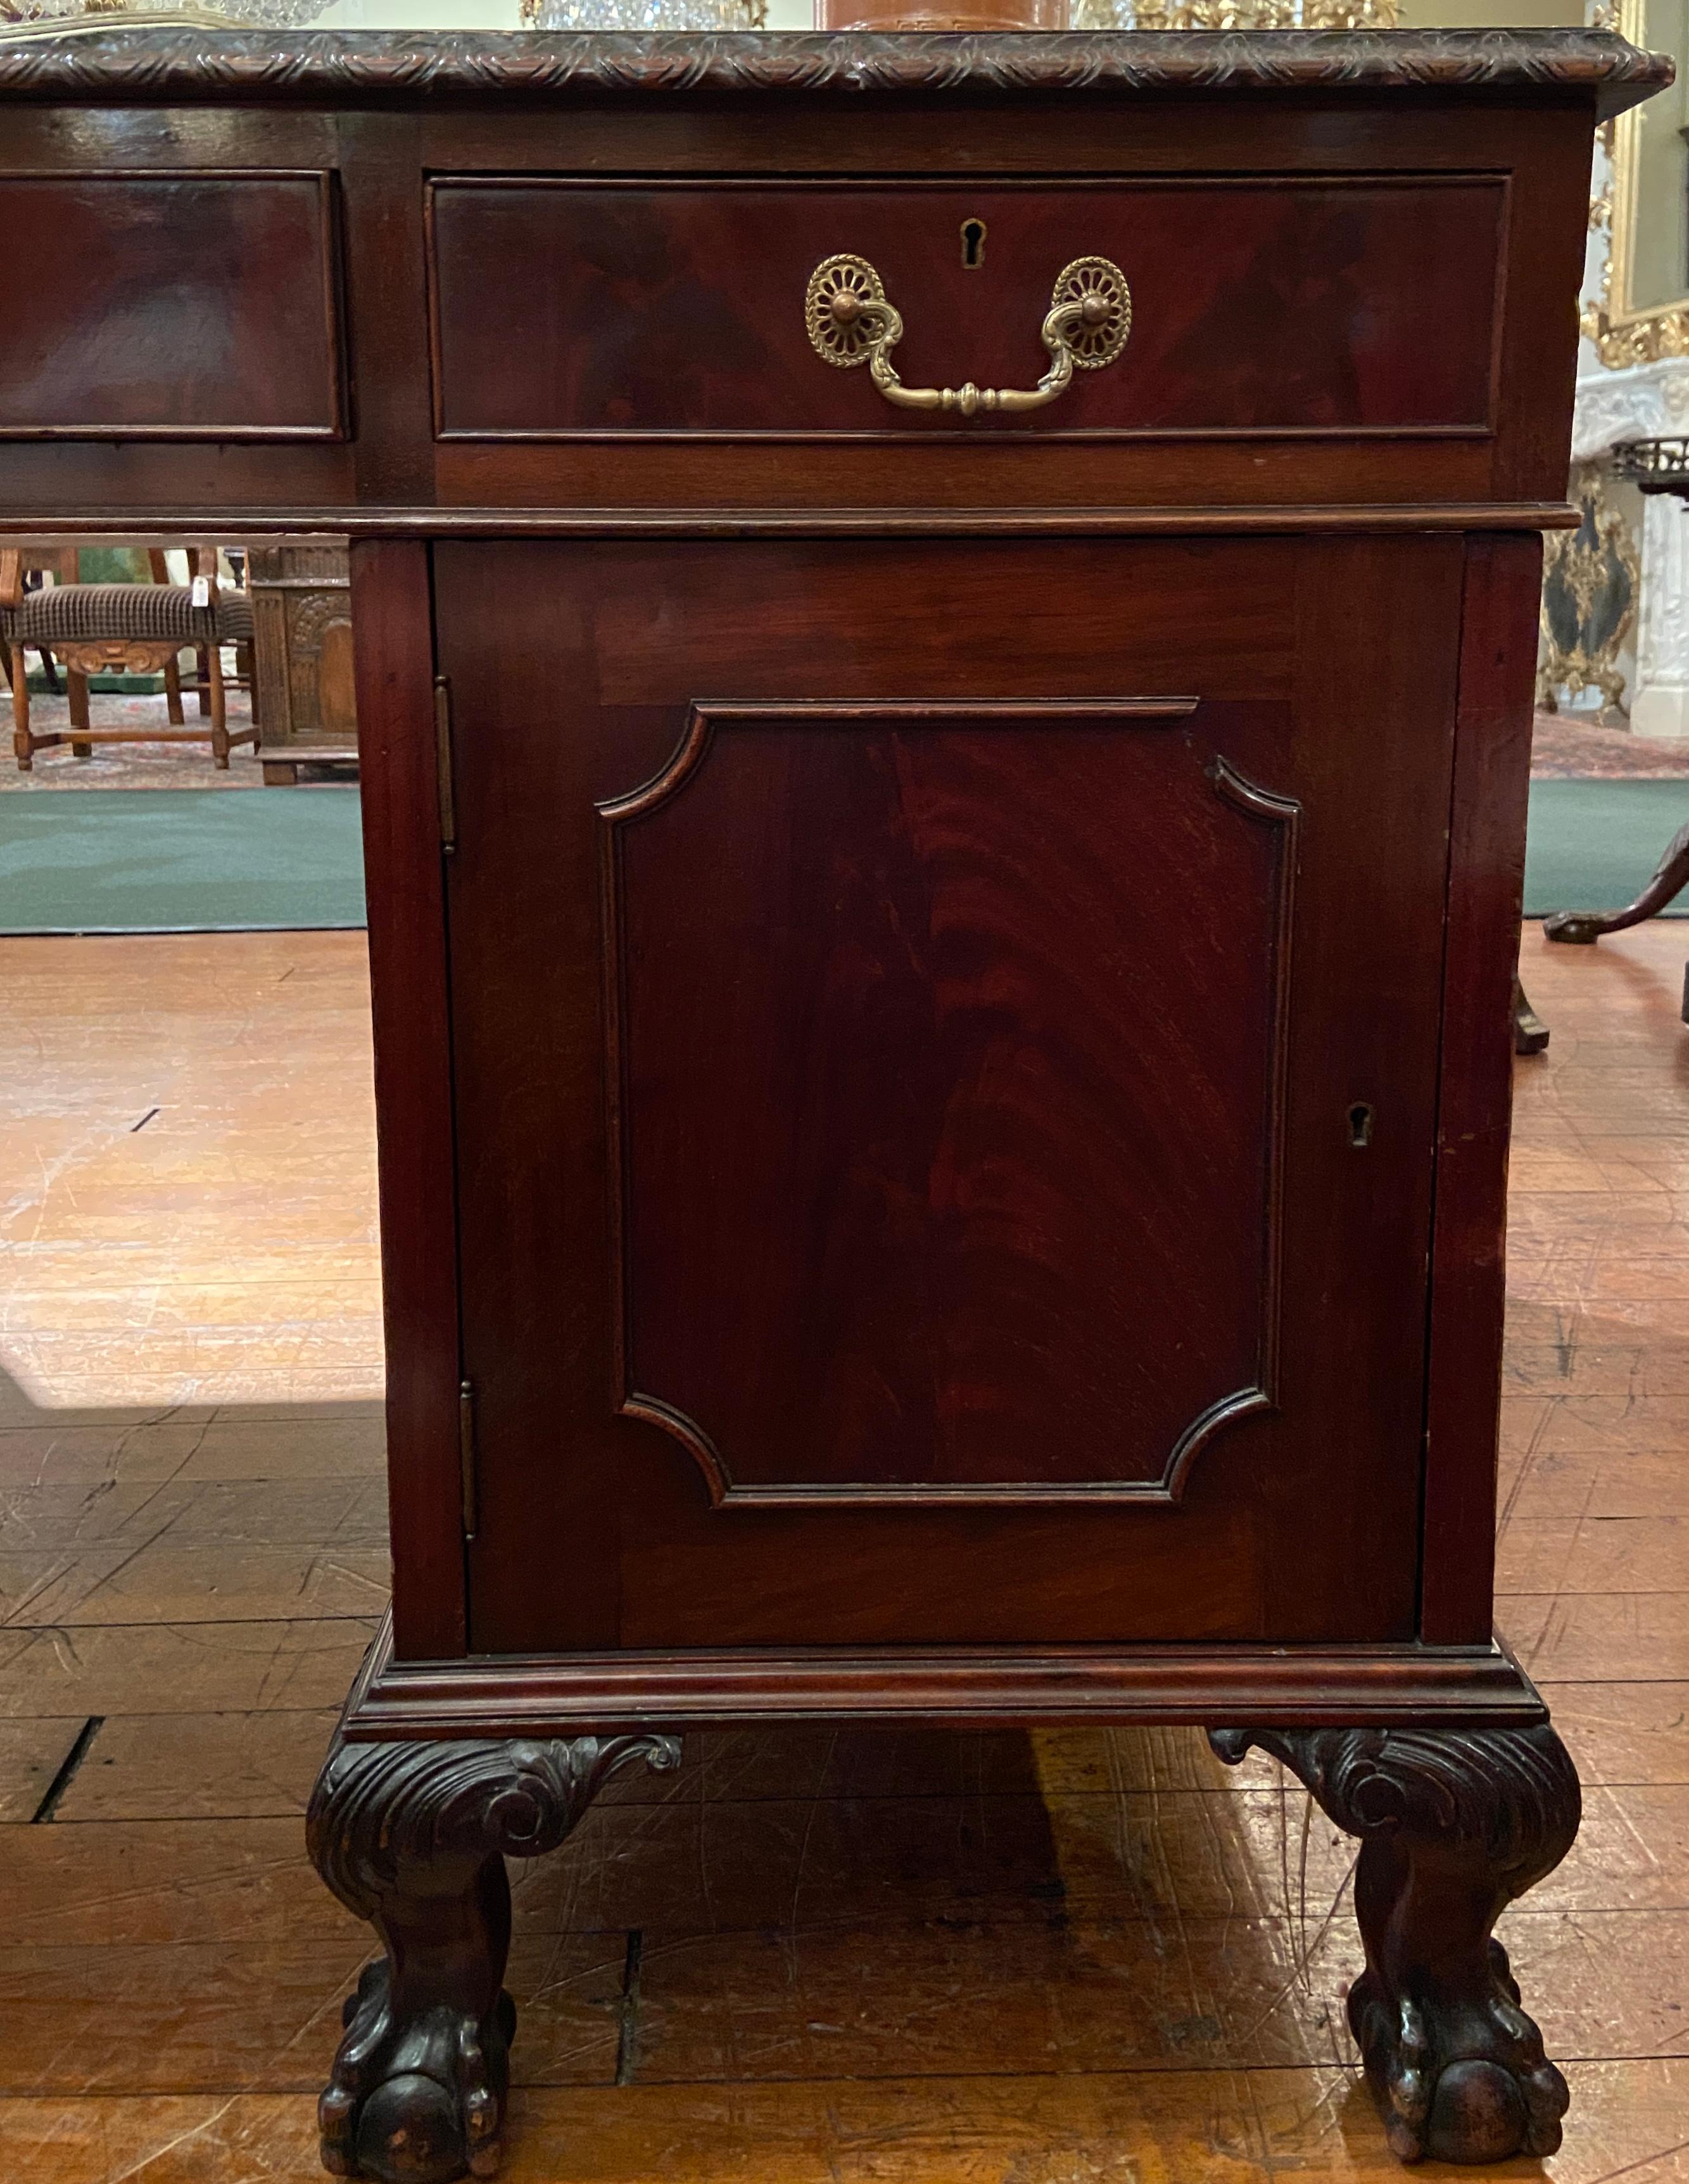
0 922 1685 2181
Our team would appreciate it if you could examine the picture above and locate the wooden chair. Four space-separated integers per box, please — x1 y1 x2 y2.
0 545 258 771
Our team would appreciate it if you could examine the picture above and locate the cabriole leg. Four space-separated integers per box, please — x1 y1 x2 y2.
1210 1722 1579 2165
307 1731 681 2183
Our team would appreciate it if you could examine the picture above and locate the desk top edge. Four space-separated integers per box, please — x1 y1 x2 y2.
0 25 1668 117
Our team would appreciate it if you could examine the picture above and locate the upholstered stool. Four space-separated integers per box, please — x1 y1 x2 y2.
1 550 258 771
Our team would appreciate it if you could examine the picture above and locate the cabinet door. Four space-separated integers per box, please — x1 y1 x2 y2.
435 534 1461 1651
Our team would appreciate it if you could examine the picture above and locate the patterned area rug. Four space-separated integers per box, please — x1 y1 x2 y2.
1531 711 1689 778
1 696 1681 787
0 691 351 790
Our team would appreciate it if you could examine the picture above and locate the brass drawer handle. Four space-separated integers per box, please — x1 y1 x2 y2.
804 250 1131 417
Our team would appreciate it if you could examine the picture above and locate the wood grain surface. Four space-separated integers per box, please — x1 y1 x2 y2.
605 700 1284 1505
0 920 1684 2177
0 85 1597 521
0 175 344 441
436 534 1457 1653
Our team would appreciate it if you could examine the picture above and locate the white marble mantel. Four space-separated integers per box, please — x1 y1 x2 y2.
1573 357 1689 737
1572 355 1689 462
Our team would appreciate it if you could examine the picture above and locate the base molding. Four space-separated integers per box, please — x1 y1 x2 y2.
343 1613 1546 1741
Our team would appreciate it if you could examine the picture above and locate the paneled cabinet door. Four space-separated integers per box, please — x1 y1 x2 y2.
434 535 1463 1654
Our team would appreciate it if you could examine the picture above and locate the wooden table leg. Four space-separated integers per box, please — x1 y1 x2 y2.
9 642 30 771
66 662 92 759
1211 1720 1580 2165
1512 978 1549 1055
1544 815 1689 945
308 1727 681 2183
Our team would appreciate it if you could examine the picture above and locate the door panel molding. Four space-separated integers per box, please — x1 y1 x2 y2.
597 696 1298 1508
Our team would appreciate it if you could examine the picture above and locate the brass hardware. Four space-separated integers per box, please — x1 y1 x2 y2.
961 217 987 269
433 673 457 855
459 1379 478 1539
804 250 1130 417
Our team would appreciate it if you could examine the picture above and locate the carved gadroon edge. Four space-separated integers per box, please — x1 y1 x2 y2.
1210 1724 1580 2164
307 1731 682 1918
0 28 1669 111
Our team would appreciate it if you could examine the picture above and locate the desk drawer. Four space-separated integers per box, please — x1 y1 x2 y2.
0 172 345 440
427 176 1502 441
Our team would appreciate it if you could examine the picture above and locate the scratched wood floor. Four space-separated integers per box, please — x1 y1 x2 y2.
0 922 1683 2181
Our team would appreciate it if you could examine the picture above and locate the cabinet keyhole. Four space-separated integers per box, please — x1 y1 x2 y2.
1348 1102 1374 1150
961 217 987 269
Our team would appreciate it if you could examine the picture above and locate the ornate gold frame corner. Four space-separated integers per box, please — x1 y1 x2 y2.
1582 0 1689 367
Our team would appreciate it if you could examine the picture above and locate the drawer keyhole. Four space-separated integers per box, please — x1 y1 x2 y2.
1348 1102 1375 1150
961 217 987 270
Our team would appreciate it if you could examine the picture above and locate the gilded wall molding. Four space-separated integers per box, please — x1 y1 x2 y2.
1581 0 1689 364
1538 460 1640 711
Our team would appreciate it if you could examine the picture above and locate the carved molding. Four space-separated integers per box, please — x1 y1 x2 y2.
285 585 352 730
1211 1722 1579 1869
1636 489 1689 692
597 701 1296 1509
1571 357 1689 465
308 1732 683 1921
48 637 184 675
1208 752 1298 1459
0 26 1668 110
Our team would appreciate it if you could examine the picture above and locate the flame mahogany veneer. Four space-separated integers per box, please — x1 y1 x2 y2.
0 26 1669 2179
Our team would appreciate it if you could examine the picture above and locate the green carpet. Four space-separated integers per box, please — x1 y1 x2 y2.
1524 778 1689 919
0 775 1680 937
0 789 365 934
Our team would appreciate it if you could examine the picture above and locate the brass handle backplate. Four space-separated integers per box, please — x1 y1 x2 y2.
804 250 1131 417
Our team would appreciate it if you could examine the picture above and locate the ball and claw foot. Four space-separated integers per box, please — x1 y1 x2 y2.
1349 1936 1570 2164
320 1962 517 2183
1210 1722 1579 2167
308 1727 682 2183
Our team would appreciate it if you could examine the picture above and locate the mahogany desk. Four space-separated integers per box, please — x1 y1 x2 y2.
0 26 1669 2179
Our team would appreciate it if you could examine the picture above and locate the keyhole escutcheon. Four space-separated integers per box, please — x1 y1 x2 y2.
1348 1102 1375 1150
961 217 987 269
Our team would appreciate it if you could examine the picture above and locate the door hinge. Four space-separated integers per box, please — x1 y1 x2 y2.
458 1378 478 1540
434 674 457 856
